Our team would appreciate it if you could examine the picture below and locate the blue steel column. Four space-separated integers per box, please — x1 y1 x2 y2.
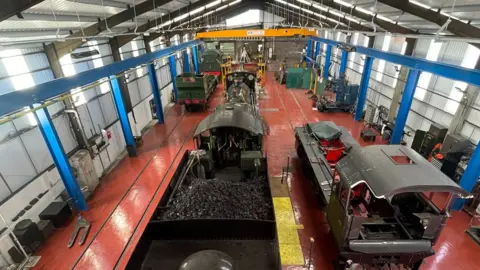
314 41 321 63
390 69 421 144
355 56 374 121
192 45 200 75
109 75 137 157
307 40 313 58
147 63 164 124
183 49 191 73
168 55 178 102
323 45 332 80
340 50 349 75
34 106 87 211
453 142 480 210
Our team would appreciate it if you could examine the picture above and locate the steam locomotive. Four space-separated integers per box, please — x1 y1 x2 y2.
295 122 471 269
127 71 279 270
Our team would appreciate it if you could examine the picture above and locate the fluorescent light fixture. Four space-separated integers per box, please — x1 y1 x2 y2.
377 14 395 23
296 0 311 5
409 0 432 9
329 10 343 18
355 6 375 16
174 14 189 22
345 16 359 24
334 0 353 8
190 6 206 16
303 9 314 14
216 5 227 11
275 0 287 4
229 0 241 5
206 0 221 8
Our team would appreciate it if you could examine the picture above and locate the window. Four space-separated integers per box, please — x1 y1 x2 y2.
1 49 36 91
445 45 480 114
375 35 391 81
226 9 260 27
131 41 144 77
414 40 442 100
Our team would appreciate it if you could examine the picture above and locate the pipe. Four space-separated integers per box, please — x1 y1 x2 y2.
64 109 94 158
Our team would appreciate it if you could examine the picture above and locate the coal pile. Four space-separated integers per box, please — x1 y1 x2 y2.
160 177 273 220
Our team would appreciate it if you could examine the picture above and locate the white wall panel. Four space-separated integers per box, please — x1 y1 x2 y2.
86 99 106 134
0 122 15 141
53 115 77 153
128 80 141 106
77 105 96 138
0 138 37 192
137 75 152 100
20 128 52 172
99 93 117 125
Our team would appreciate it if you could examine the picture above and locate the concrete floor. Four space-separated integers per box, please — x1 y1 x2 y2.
33 73 480 269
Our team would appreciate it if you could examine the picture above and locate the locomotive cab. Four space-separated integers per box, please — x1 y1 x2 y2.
327 145 471 269
193 103 264 172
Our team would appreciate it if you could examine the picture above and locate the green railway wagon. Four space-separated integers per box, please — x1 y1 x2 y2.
176 73 218 111
199 49 223 74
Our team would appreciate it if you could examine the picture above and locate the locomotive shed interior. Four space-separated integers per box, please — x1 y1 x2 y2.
1 1 480 270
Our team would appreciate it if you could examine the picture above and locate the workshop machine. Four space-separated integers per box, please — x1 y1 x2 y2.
302 121 358 165
127 70 279 270
295 127 471 269
316 76 359 112
176 73 218 111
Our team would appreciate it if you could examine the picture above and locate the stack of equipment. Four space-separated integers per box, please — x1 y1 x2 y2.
316 77 359 112
411 123 448 159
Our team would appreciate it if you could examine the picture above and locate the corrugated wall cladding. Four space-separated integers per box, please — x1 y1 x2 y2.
413 38 431 58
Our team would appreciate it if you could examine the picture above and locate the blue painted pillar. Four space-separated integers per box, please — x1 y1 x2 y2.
340 50 349 75
109 75 137 157
314 41 321 63
452 142 480 210
390 69 421 144
355 56 374 121
168 55 178 102
147 63 164 124
183 49 191 73
323 45 332 80
192 46 200 75
34 106 87 211
307 40 313 58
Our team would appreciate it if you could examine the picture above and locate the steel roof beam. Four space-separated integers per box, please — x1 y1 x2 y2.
309 0 416 34
309 35 480 87
0 0 44 22
52 0 172 58
115 0 225 49
378 0 480 38
267 1 368 31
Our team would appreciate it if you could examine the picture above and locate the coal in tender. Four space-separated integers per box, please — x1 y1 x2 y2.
161 177 273 221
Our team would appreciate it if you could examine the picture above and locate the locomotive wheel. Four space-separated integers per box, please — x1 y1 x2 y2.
185 105 192 112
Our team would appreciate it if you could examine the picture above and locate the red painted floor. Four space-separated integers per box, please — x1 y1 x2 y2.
33 74 479 270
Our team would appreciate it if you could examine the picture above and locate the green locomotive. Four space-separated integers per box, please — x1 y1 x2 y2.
199 49 223 74
175 73 218 111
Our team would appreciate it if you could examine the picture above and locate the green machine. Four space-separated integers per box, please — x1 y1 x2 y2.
176 73 218 111
286 68 314 89
199 49 223 73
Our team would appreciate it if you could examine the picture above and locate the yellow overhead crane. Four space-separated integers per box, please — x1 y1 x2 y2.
195 28 316 39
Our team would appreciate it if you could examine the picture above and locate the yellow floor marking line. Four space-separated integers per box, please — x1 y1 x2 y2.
273 197 304 266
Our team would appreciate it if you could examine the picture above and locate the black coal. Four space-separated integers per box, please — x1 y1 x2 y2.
160 176 273 220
